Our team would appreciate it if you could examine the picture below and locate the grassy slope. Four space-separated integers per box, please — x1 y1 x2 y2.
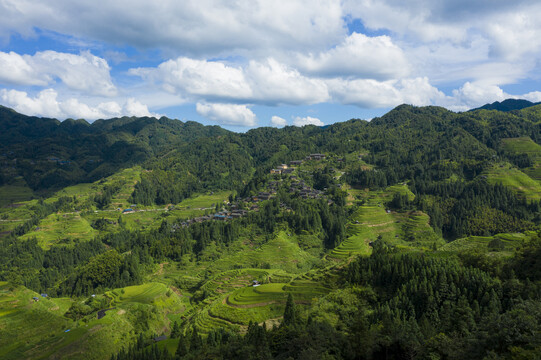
439 232 535 257
484 162 541 201
501 137 541 181
19 213 97 249
0 280 187 360
0 185 34 207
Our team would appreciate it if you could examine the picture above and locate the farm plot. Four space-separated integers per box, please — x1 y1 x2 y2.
330 205 396 259
19 213 97 249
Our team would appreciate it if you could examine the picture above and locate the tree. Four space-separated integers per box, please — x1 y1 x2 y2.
175 332 188 358
283 293 298 327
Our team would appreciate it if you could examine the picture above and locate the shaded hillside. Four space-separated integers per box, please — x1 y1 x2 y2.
0 106 229 192
471 98 540 112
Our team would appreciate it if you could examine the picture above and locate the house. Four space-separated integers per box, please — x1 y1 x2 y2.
277 164 288 170
282 168 294 174
153 335 167 342
213 214 229 221
32 297 39 302
289 160 303 166
40 293 48 298
252 280 261 287
258 192 272 200
306 153 326 160
122 208 135 214
270 169 282 175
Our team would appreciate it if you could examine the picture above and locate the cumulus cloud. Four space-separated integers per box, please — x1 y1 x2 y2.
327 77 446 108
270 115 287 127
2 0 541 123
451 81 508 109
293 116 324 127
0 51 49 86
297 32 410 80
522 91 541 103
0 88 157 120
0 50 116 96
0 88 62 118
196 103 256 126
246 59 329 105
131 57 252 100
0 0 346 56
131 57 329 106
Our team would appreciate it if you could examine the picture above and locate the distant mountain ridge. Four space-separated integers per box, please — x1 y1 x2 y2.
471 98 541 112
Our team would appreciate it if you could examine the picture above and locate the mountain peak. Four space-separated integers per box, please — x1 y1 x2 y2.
471 98 540 112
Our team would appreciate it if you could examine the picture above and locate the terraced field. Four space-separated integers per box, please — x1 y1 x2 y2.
501 137 541 181
19 212 97 249
0 184 34 207
107 282 181 306
329 205 396 259
208 231 318 273
190 267 335 334
440 232 534 255
0 282 82 360
199 269 273 297
394 211 445 250
348 184 414 206
485 162 541 201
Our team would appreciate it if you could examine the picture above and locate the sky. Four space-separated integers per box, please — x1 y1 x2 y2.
1 1 541 131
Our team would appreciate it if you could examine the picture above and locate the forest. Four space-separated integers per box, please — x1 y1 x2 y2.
0 102 540 359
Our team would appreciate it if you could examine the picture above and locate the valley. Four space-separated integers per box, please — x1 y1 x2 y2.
0 104 540 359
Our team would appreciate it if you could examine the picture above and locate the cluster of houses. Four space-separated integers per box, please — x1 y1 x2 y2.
288 180 324 199
270 163 294 175
32 293 48 302
173 208 251 228
47 156 71 165
269 154 327 175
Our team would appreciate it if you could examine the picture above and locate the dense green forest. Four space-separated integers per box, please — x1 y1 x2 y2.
0 103 540 359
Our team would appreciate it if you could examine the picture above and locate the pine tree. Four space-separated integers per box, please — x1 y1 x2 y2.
283 293 297 327
175 332 188 358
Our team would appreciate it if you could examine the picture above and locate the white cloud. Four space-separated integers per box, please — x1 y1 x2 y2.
297 32 409 80
293 116 324 127
0 88 61 118
34 51 116 96
327 77 447 108
398 77 447 106
246 59 329 105
0 50 116 96
0 88 158 120
132 57 329 106
0 51 49 86
327 78 400 108
522 91 541 103
131 57 252 100
451 81 508 109
2 0 541 122
123 98 156 117
0 0 346 56
196 102 256 126
270 115 287 127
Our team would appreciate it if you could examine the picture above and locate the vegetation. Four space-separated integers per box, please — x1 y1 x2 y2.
0 103 540 359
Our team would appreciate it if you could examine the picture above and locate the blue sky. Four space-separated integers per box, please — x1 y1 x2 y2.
1 1 541 131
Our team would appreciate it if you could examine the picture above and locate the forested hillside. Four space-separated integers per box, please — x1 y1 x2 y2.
0 104 540 359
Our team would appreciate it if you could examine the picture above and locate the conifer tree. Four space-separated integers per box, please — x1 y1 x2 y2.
283 293 297 327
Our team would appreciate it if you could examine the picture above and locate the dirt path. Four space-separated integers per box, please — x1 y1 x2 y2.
363 221 395 227
153 262 168 276
170 286 182 297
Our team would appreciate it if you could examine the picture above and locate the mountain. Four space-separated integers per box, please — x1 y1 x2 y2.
0 104 541 359
0 106 229 191
471 98 541 112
